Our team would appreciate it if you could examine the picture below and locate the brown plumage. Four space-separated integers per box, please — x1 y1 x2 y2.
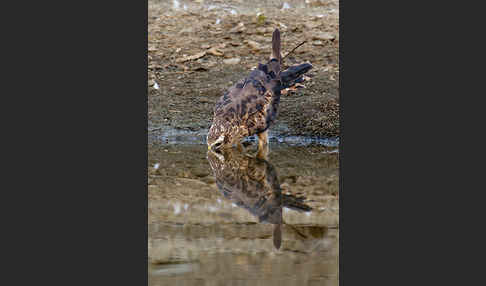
207 29 313 154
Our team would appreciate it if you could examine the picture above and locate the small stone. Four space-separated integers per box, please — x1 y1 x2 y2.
304 22 320 29
229 22 245 33
256 27 267 35
223 58 241 65
312 32 335 41
179 27 194 35
175 51 206 63
207 47 224 56
245 40 262 51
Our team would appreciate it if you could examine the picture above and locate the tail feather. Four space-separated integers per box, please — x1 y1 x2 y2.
279 63 313 89
271 29 281 63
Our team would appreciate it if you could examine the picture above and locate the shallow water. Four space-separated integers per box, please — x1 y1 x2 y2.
149 127 339 146
148 139 339 285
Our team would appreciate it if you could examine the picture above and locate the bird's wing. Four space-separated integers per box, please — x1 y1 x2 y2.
214 68 281 135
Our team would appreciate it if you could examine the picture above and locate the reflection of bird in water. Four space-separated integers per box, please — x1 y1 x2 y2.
207 148 312 250
207 29 312 158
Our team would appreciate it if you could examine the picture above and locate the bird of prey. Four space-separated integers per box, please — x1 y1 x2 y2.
207 29 312 156
207 148 312 250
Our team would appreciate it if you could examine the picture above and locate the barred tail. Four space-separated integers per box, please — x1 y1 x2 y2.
271 29 281 63
279 63 313 89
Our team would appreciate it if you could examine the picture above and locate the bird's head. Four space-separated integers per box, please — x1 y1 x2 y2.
207 121 227 151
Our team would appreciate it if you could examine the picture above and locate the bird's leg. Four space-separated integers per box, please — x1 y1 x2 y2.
257 130 269 159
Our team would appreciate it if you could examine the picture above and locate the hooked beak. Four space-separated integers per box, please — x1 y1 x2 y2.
208 135 224 151
209 143 222 151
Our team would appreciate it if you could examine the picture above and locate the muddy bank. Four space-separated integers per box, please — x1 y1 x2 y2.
148 0 339 138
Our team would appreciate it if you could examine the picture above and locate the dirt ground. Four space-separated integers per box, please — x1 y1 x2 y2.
148 0 339 138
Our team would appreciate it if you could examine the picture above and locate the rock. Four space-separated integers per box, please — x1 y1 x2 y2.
312 40 324 46
176 51 206 63
312 32 335 41
201 44 211 49
223 58 241 65
179 27 194 35
304 22 320 29
229 22 245 33
245 40 262 51
256 27 268 35
205 61 217 68
207 47 224 56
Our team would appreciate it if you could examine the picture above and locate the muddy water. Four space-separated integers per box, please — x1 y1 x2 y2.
148 132 339 285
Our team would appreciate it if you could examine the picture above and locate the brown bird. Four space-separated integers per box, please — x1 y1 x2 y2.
207 29 312 156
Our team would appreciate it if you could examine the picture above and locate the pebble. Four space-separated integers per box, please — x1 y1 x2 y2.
312 32 335 41
223 58 241 65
